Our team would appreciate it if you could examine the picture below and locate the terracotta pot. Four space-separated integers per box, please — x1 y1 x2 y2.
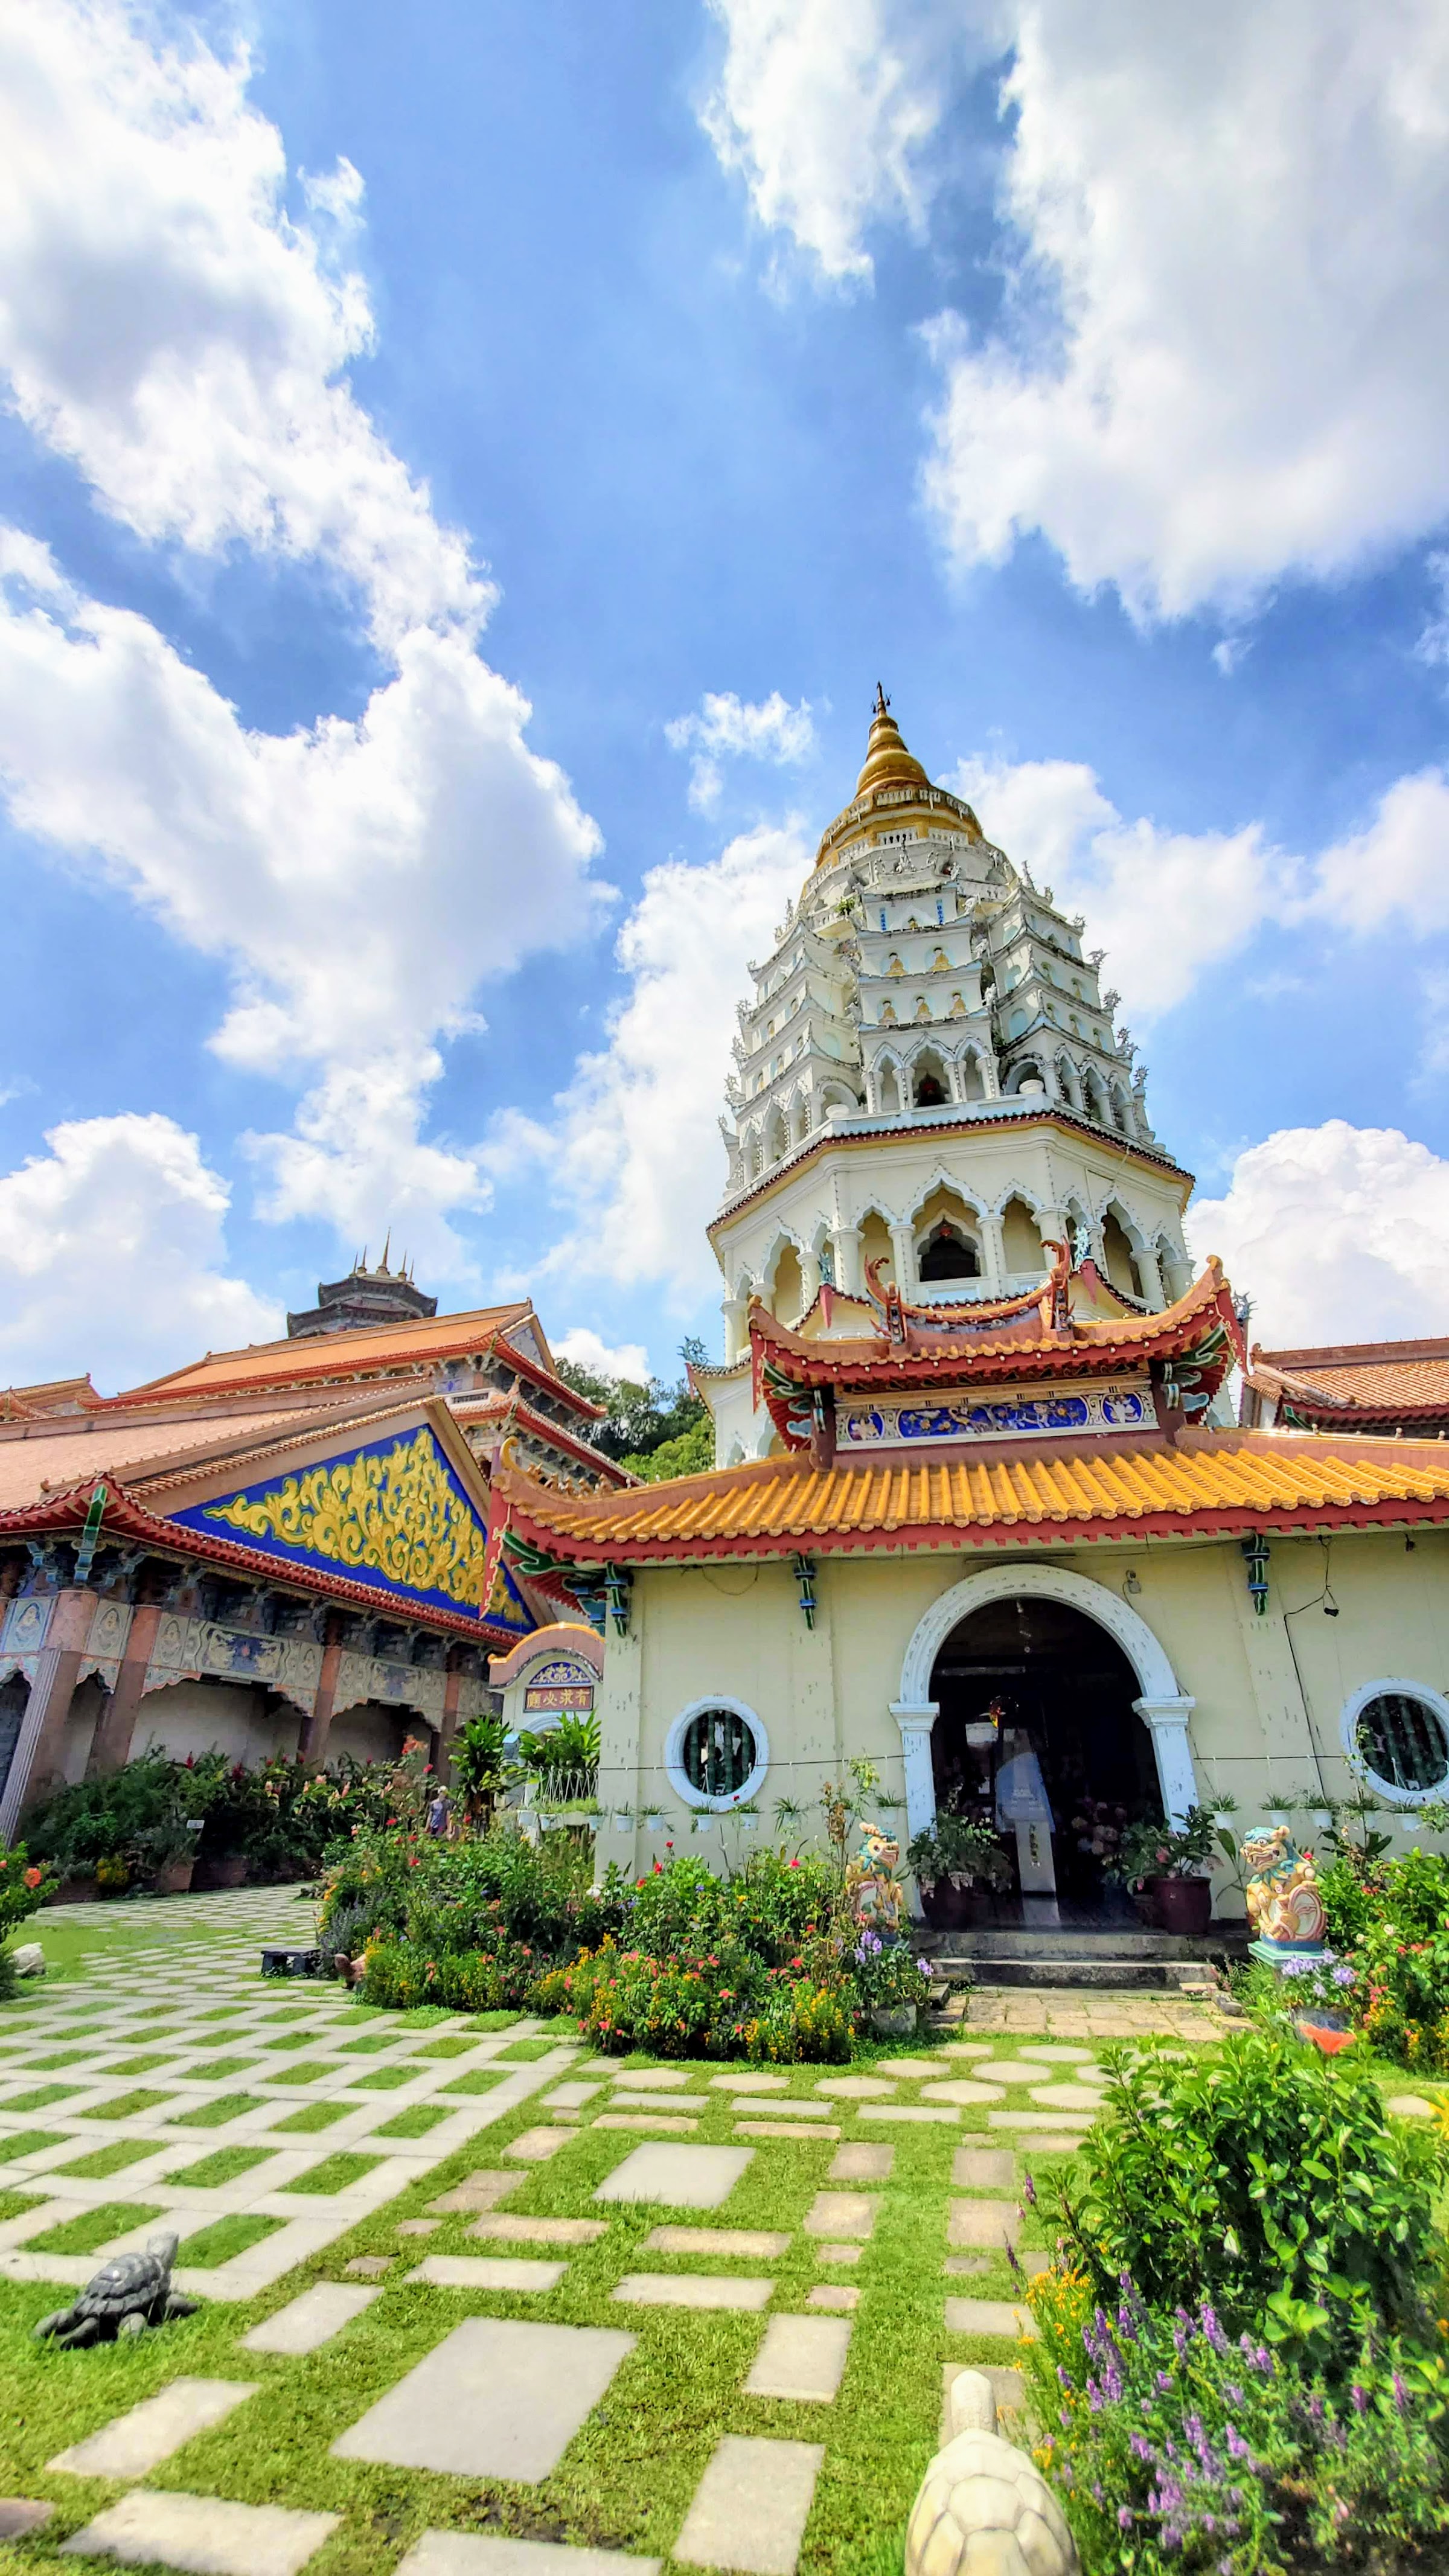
150 1856 194 1897
193 1855 249 1891
1148 1874 1212 1935
51 1876 97 1905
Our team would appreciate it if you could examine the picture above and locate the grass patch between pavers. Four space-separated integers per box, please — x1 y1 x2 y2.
369 2103 450 2139
179 2212 284 2267
409 2035 487 2060
395 2006 455 2029
53 2138 158 2179
77 2089 173 2121
5 2086 78 2112
27 2053 92 2071
494 2036 557 2062
438 2069 507 2097
282 2153 382 2195
469 2008 524 2030
269 2100 351 2135
335 2030 409 2056
0 2188 43 2223
261 2029 325 2053
345 2065 416 2091
168 2091 268 2129
0 2129 67 2159
267 2060 335 2087
106 2053 177 2076
176 2056 257 2081
27 2201 163 2257
165 2147 277 2188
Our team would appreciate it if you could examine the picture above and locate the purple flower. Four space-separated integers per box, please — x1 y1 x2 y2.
1057 2364 1073 2392
1130 2434 1154 2461
1332 1962 1357 1987
1200 2302 1230 2356
1118 2506 1133 2530
1226 2426 1251 2460
1352 2384 1368 2414
1157 2370 1174 2394
915 1956 931 1978
1022 2172 1037 2207
1393 2371 1410 2414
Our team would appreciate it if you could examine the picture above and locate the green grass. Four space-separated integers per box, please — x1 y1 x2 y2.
5 2085 78 2112
260 2008 322 2026
334 2030 408 2056
184 2030 256 2053
269 2100 351 2135
494 2036 557 2062
369 2103 450 2138
177 2056 256 2081
107 2053 177 2076
260 2029 324 2053
267 2060 335 2087
178 2213 284 2267
283 2153 382 2195
27 2052 92 2071
0 2128 67 2159
409 2035 484 2059
168 2092 268 2129
27 2201 162 2257
438 2068 506 2097
77 2089 173 2121
0 2188 42 2223
396 2005 456 2028
166 2147 276 2188
470 2009 524 2030
53 2138 158 2179
345 2064 415 2092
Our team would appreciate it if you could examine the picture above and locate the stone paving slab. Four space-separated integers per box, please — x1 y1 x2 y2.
0 2502 54 2539
612 2272 774 2312
827 2143 893 2183
857 2105 958 2125
469 2214 607 2246
708 2073 788 2093
733 2123 839 2143
242 2282 379 2354
944 2296 1035 2341
395 2536 663 2576
409 2254 568 2291
673 2434 824 2574
803 2193 874 2240
60 2490 339 2575
813 2243 861 2266
609 2068 694 2089
805 2284 859 2312
813 2077 894 2098
987 2110 1089 2133
953 2148 1016 2189
1029 2083 1106 2110
542 2084 603 2109
597 2114 700 2135
50 2379 258 2478
504 2127 575 2162
918 2081 1006 2105
595 2145 753 2208
429 2173 519 2213
644 2227 790 2259
948 2200 1019 2249
333 2317 636 2481
874 2059 952 2078
744 2314 851 2402
1017 2045 1098 2063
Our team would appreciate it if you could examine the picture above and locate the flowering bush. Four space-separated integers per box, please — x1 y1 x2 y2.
1116 1805 1220 1888
0 1846 51 1933
574 1943 852 2062
1024 2261 1449 2573
359 1935 539 2013
851 1929 932 2015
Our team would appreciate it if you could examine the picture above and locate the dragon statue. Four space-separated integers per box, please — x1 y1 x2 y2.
846 1823 906 1935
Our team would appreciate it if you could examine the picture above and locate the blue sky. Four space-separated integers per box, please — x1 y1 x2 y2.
1 0 1448 1393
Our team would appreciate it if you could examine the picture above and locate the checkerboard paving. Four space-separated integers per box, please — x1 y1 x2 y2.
0 1890 582 2298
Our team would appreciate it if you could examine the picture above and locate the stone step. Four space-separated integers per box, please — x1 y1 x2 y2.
923 1926 1246 1960
938 1956 1216 1990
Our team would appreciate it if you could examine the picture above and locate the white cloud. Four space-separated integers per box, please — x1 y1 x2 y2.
525 822 809 1302
700 0 962 284
1310 767 1449 941
552 1326 654 1386
1188 1123 1449 1346
704 1 1449 619
0 1 610 1262
665 689 815 812
923 0 1449 619
949 753 1297 1021
0 1113 278 1395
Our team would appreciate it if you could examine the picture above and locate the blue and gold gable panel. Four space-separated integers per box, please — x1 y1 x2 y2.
169 1424 501 1625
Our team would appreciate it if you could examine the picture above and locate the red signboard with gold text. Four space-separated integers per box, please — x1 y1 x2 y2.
524 1684 594 1711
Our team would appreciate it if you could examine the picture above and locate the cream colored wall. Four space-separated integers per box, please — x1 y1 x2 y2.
329 1702 415 1769
595 1528 1449 1897
136 1678 298 1766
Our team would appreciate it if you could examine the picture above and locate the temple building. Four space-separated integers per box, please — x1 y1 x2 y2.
1241 1336 1449 1439
490 700 1449 1925
0 1283 621 1828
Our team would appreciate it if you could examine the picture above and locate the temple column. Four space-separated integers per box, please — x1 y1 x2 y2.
799 1247 822 1308
0 1588 95 1839
889 1222 915 1296
86 1602 162 1777
1134 1243 1165 1309
435 1655 464 1787
1133 1695 1198 1827
1035 1204 1068 1256
723 1294 749 1364
832 1223 863 1296
892 1701 939 1841
298 1613 347 1767
977 1211 1008 1294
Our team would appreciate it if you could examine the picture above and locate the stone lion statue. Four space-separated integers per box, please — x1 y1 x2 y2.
1243 1822 1327 1960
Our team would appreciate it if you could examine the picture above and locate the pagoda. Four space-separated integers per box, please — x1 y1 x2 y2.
488 701 1449 1928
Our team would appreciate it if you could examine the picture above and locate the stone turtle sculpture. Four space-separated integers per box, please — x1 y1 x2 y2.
906 2369 1080 2576
34 2229 199 2348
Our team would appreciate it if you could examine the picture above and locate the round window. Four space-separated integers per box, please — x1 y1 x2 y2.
664 1698 769 1810
1347 1684 1449 1801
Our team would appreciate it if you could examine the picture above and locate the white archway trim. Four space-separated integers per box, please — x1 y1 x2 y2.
896 1563 1197 1832
664 1695 771 1811
1340 1676 1449 1806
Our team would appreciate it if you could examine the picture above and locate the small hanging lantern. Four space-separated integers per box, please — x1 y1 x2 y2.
792 1553 817 1629
603 1564 632 1637
1241 1532 1270 1616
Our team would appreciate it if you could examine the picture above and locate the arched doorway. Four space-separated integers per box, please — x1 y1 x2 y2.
929 1594 1158 1917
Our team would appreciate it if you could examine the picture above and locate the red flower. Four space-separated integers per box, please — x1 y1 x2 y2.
23 1866 42 1888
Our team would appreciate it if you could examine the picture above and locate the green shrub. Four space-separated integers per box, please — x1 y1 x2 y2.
1052 2028 1445 2369
359 1937 540 2013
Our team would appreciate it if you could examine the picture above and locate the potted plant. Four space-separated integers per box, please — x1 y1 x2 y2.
1118 1805 1220 1933
907 1807 1010 1927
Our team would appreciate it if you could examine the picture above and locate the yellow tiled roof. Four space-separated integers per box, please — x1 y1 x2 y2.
498 1428 1449 1561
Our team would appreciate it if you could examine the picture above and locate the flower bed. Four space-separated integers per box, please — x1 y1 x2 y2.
23 1745 401 1897
1022 2028 1449 2571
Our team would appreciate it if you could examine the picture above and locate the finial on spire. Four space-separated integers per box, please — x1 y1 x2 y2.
873 680 890 716
379 1229 392 1276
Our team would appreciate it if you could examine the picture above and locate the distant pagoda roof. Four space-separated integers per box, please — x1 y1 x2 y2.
1245 1335 1449 1434
811 688 984 872
287 1244 437 1339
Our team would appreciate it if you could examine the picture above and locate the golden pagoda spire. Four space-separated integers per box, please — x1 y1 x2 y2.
855 685 930 797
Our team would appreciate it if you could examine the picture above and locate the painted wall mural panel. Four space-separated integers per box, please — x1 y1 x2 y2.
837 1379 1150 1448
171 1425 489 1620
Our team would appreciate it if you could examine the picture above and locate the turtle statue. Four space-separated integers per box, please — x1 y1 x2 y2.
33 2229 198 2348
906 2370 1080 2576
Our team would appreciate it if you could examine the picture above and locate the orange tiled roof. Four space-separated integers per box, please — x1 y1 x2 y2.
495 1425 1449 1564
1252 1338 1449 1417
116 1300 536 1400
